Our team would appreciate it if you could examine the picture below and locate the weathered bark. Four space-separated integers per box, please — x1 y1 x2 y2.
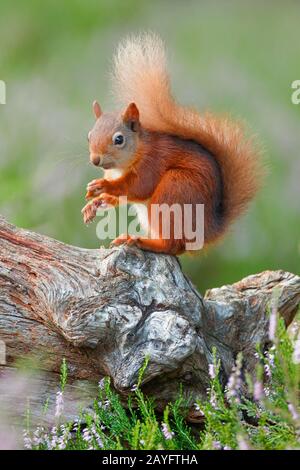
0 215 299 425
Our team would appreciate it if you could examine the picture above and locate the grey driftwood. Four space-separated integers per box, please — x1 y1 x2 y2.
0 215 299 425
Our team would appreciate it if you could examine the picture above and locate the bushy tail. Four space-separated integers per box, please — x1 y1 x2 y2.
112 32 264 227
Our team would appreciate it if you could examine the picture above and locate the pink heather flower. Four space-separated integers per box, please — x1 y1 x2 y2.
73 418 80 432
23 431 33 450
161 422 174 440
289 322 299 339
208 363 216 379
264 386 271 397
98 378 105 389
224 445 232 450
93 436 104 449
44 434 52 450
49 426 60 449
288 403 300 422
264 363 271 378
55 391 64 419
253 380 264 401
268 350 275 366
264 350 275 378
31 426 47 447
212 440 222 450
82 427 92 444
0 370 40 449
226 362 242 403
90 424 104 448
209 389 218 409
98 399 110 409
256 346 275 378
269 295 279 341
57 424 71 450
293 337 300 364
82 425 103 448
237 435 251 450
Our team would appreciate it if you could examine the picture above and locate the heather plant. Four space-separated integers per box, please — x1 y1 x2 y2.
24 314 300 451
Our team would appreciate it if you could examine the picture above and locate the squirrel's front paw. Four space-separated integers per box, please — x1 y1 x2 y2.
82 194 118 224
96 193 119 208
85 179 108 200
81 198 106 224
81 200 98 224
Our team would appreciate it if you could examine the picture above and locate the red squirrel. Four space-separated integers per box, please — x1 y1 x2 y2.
82 33 263 255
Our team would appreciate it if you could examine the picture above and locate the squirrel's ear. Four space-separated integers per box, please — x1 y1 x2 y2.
122 102 140 132
93 100 102 119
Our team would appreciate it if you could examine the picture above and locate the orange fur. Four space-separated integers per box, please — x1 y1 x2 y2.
84 33 264 255
112 33 263 228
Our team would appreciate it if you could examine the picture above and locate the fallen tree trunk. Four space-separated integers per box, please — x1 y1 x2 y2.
0 215 299 425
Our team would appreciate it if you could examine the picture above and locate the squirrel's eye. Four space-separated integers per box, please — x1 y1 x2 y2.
112 132 125 147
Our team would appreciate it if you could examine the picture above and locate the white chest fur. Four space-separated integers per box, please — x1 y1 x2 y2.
103 168 150 235
104 168 123 181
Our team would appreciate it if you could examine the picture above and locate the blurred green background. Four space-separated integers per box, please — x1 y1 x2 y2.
0 0 299 293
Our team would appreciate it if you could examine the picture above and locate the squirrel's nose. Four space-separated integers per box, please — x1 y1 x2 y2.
91 155 101 166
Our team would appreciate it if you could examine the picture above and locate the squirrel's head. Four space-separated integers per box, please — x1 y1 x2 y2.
87 101 140 170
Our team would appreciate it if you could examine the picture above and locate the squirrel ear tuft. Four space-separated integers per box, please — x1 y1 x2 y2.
122 103 140 132
93 100 102 119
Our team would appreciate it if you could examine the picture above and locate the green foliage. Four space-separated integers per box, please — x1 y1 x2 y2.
25 318 300 450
